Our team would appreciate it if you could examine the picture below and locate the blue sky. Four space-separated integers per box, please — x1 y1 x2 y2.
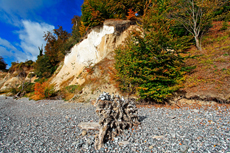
0 0 84 68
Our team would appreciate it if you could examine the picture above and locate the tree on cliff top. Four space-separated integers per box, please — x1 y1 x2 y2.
0 56 7 70
71 15 82 41
44 26 70 66
81 0 110 27
106 0 146 18
81 0 147 27
33 26 70 78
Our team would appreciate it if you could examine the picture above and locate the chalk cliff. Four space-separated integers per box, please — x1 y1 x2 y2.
51 20 137 89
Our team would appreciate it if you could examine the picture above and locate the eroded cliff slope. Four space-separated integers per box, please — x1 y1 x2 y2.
51 20 137 90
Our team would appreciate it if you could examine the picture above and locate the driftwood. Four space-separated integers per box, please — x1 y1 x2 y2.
13 91 26 99
94 92 140 150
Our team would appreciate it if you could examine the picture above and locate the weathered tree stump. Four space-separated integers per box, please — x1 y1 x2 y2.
94 92 140 150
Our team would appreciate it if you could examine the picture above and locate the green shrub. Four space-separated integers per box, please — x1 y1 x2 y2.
34 55 57 78
65 85 82 93
44 85 55 98
213 1 230 21
24 60 34 67
23 82 35 93
9 82 35 96
10 87 19 95
34 78 47 83
34 79 40 83
220 20 228 31
28 73 35 78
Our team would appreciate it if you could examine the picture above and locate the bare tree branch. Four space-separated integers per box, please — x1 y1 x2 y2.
171 0 222 51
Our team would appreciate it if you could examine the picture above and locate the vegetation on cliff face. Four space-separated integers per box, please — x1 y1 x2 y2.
3 0 229 102
9 60 34 73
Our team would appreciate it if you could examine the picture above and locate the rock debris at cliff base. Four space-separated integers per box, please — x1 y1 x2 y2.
0 96 230 152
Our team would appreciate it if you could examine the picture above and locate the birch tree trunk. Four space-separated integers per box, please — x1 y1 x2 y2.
195 35 201 51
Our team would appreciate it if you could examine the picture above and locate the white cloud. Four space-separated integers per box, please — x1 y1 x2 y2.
0 37 17 52
0 37 33 63
0 1 57 67
18 20 54 60
0 46 14 57
0 20 54 64
0 38 22 64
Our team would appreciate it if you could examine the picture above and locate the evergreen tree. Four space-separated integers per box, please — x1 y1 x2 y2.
115 0 191 102
34 55 56 78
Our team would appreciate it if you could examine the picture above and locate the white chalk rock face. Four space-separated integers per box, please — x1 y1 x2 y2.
51 20 136 89
65 25 114 66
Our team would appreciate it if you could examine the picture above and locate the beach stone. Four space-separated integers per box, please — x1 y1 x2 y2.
171 131 176 138
152 135 164 139
82 130 87 136
149 145 154 149
193 109 199 113
180 144 188 152
78 122 100 131
118 141 129 146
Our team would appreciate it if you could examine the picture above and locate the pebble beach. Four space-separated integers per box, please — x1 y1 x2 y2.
0 96 230 153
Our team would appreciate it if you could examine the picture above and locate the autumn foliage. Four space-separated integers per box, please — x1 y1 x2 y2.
126 9 137 20
71 15 82 41
81 0 146 27
44 26 71 65
79 21 88 37
81 0 109 27
33 82 55 100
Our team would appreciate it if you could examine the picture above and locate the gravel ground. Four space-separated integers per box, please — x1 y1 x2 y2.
0 96 230 153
